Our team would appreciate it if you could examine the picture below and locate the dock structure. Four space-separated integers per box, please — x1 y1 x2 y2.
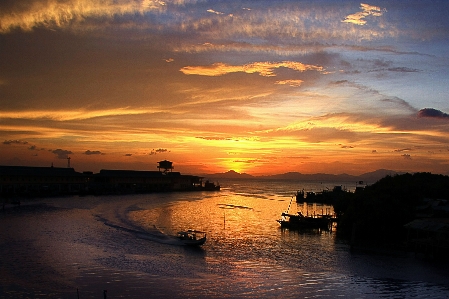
0 160 217 198
0 165 85 197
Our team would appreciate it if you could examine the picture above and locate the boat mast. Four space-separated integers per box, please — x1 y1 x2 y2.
282 196 294 221
287 196 293 214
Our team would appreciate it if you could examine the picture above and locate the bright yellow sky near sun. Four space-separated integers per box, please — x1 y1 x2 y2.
1 1 449 175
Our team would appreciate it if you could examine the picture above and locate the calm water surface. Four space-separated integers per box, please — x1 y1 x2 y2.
1 179 449 298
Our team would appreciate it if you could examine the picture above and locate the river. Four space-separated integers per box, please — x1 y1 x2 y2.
1 179 448 298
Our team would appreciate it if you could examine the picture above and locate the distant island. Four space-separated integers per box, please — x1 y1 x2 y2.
202 169 403 184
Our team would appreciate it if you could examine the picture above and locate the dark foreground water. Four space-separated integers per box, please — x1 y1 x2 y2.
1 179 449 298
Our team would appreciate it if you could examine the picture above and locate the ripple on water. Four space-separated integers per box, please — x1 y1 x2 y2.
2 190 449 298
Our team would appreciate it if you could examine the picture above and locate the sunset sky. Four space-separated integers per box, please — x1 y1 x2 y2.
1 0 449 175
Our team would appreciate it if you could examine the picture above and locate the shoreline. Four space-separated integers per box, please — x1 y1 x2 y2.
0 195 182 298
2 192 449 298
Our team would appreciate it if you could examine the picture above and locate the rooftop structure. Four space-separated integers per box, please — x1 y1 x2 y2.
157 160 173 173
0 161 214 198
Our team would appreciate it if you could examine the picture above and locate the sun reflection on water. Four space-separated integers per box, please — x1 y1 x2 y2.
3 180 449 298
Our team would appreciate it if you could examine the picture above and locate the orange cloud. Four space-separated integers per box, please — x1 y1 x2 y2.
342 3 386 25
275 80 304 87
0 108 161 121
0 0 168 33
266 115 387 135
180 61 323 77
207 9 224 15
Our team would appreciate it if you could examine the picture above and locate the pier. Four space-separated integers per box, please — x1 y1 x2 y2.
0 161 219 198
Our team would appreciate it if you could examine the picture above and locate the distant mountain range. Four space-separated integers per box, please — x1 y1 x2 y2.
202 169 404 184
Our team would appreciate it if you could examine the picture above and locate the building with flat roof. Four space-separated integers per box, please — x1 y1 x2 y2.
0 165 86 197
0 161 208 198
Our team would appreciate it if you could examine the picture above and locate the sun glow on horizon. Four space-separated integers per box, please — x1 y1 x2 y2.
1 1 448 176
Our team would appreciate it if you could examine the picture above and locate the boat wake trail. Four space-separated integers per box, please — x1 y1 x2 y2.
95 215 184 246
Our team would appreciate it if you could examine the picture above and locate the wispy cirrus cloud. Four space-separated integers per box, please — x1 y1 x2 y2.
386 67 420 73
275 80 304 87
0 0 168 34
262 113 388 136
1 0 396 49
196 136 233 141
0 0 207 34
180 61 323 77
394 148 412 152
0 108 162 121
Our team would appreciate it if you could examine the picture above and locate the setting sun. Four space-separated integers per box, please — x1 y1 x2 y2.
1 1 448 176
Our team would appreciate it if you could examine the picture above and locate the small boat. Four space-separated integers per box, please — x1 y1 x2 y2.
277 212 331 230
204 180 220 191
277 196 332 230
177 229 207 246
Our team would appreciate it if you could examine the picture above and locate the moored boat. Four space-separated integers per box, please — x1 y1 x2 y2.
277 212 332 230
204 180 220 191
278 196 333 230
177 229 207 246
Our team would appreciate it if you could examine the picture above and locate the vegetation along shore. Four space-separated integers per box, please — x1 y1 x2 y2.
333 172 449 259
